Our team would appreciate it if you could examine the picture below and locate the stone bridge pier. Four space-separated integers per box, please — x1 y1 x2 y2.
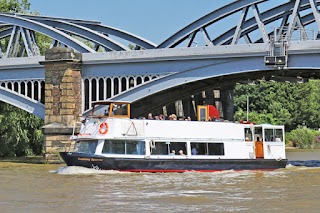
41 47 82 162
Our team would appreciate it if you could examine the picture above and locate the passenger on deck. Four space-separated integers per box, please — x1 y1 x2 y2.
169 114 177 120
179 150 185 155
159 114 165 120
147 113 154 120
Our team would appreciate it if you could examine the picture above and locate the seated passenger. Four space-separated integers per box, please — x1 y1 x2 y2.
169 150 176 155
147 113 154 120
179 150 185 155
191 147 198 155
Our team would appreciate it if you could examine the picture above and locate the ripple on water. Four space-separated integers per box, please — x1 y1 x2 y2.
288 160 320 168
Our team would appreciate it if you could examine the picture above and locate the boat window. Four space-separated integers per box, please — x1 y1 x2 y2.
75 140 98 154
275 129 283 142
150 141 187 155
102 140 145 155
190 142 225 155
208 143 224 155
254 127 263 141
93 104 110 116
112 103 128 116
264 129 274 141
264 128 284 142
244 128 253 141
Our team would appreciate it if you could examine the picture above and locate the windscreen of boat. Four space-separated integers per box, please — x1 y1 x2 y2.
111 103 129 116
264 128 284 142
93 104 110 116
74 140 98 154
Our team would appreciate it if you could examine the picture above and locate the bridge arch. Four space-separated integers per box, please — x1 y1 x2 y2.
0 13 156 58
0 87 44 119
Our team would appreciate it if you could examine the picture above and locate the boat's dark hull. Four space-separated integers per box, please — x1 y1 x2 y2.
59 152 288 172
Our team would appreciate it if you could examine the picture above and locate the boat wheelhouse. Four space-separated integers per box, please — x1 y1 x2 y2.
60 101 287 172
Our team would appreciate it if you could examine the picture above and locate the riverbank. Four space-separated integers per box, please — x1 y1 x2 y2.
285 148 320 152
0 156 45 164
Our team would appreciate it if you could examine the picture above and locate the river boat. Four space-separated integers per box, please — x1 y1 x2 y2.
60 101 288 172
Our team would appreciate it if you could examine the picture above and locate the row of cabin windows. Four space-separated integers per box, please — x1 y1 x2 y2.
75 140 225 155
244 128 284 142
151 142 224 156
101 140 224 156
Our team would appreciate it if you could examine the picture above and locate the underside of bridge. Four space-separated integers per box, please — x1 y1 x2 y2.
129 68 320 119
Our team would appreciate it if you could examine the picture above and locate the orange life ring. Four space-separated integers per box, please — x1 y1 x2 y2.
99 122 109 134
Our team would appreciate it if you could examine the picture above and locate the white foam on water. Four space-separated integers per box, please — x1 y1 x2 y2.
52 166 131 175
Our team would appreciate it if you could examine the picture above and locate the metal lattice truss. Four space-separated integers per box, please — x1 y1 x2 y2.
0 13 156 58
1 0 320 58
159 0 320 48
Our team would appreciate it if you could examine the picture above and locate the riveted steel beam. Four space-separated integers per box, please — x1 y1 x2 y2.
81 24 157 49
34 20 129 51
0 13 95 53
213 0 320 45
4 13 156 50
0 87 44 119
157 0 268 48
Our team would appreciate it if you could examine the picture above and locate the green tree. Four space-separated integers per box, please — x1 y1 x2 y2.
0 0 45 157
234 80 320 131
286 128 320 149
0 103 43 156
0 0 30 13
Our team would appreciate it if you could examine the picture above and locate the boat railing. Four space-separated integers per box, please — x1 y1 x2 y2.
70 121 82 140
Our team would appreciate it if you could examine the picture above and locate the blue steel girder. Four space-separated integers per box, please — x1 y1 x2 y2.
158 0 320 48
80 24 157 49
213 0 319 45
0 13 95 53
0 56 45 80
157 0 268 48
1 13 156 51
0 26 11 39
37 20 129 51
0 87 44 119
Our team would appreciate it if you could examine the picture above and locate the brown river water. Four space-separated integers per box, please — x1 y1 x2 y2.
0 150 320 213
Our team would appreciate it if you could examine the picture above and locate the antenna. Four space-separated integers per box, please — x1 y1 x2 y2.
246 96 249 121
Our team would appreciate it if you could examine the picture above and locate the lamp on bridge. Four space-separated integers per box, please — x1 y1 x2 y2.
264 56 286 66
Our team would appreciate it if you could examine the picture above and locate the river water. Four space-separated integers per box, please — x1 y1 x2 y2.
1 151 320 213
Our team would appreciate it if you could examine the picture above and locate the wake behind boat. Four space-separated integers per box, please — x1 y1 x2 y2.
60 101 287 172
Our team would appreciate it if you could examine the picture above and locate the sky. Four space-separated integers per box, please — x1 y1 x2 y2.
27 0 233 45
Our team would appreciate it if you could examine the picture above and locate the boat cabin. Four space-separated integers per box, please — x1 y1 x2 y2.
72 101 286 162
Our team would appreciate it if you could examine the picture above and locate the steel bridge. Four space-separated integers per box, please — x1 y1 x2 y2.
1 0 320 119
